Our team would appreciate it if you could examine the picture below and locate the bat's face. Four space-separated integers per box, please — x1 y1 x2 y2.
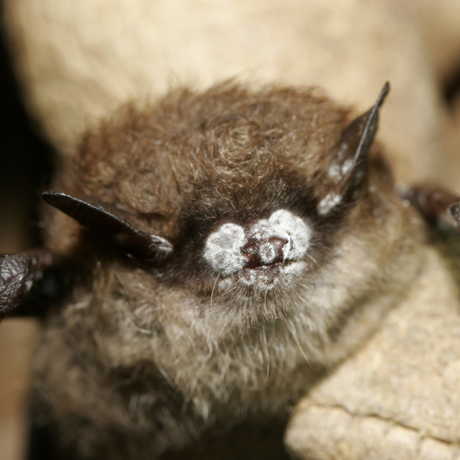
44 83 415 338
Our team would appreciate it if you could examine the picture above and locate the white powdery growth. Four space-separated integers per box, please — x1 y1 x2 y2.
203 223 247 275
327 163 342 180
203 209 312 277
259 241 278 264
268 210 311 259
282 261 307 279
341 158 354 176
247 218 291 264
317 193 342 215
327 159 355 182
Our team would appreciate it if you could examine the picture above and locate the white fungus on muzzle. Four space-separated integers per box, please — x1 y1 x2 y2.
203 209 312 287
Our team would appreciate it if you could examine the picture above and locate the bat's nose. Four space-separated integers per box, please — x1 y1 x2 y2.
241 236 288 268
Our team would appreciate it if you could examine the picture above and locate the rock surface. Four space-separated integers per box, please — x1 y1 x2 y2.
4 0 460 186
286 244 460 459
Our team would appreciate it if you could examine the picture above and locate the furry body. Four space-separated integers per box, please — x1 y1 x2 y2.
29 84 424 458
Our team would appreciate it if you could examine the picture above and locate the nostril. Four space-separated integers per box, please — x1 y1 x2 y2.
241 239 260 268
269 237 288 262
241 236 288 268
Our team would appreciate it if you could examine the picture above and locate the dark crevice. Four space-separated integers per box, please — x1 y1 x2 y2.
0 4 56 248
442 58 460 107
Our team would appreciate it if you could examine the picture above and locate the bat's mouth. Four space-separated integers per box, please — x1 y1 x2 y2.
219 260 307 291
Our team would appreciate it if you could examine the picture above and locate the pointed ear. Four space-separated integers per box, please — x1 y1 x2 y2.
318 82 390 216
42 192 173 262
0 250 54 319
401 184 460 231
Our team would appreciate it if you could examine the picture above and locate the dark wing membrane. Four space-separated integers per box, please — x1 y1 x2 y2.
401 183 460 231
449 202 460 227
42 192 173 262
0 250 54 318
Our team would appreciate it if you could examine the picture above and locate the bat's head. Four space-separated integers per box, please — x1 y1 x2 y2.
43 82 421 341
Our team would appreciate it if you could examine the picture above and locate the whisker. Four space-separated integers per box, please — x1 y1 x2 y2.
287 321 310 364
305 252 318 267
260 322 271 378
210 273 221 308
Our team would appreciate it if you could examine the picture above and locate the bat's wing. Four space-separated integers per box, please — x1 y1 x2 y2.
401 184 460 233
42 192 173 263
0 249 56 319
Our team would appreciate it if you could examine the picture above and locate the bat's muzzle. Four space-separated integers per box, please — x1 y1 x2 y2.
241 236 288 268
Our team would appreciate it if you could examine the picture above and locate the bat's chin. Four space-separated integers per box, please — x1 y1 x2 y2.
219 261 306 291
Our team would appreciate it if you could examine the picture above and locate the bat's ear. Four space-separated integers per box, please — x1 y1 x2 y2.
401 184 460 232
318 82 390 216
42 192 174 263
0 250 54 319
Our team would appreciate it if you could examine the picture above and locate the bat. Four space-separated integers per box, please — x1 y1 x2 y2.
1 81 459 459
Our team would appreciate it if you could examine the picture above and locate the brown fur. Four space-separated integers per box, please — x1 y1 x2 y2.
32 83 425 458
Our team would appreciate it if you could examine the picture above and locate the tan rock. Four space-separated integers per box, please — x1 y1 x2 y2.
3 0 456 185
286 244 460 459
